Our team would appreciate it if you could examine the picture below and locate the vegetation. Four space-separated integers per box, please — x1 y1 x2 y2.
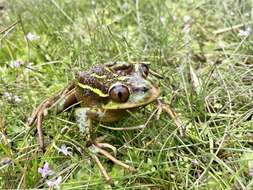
1 0 253 189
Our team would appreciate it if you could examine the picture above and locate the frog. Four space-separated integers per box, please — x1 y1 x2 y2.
28 61 178 184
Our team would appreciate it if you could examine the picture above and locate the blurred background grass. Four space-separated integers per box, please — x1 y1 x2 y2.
1 0 253 189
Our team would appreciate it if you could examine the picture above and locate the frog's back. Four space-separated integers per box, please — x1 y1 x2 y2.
75 65 109 107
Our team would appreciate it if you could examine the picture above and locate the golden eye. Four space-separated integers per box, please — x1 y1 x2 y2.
109 84 130 102
139 63 149 78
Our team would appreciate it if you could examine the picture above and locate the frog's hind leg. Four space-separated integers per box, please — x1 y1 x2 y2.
88 144 135 186
28 82 76 126
91 153 113 185
95 142 117 157
92 144 136 172
27 83 77 151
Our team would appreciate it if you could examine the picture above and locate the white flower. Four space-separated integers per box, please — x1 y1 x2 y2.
26 32 40 41
245 13 250 17
172 15 177 21
183 15 191 23
238 27 251 37
3 92 22 103
57 144 72 156
13 95 21 103
46 176 62 188
10 60 23 68
160 17 166 23
38 162 54 178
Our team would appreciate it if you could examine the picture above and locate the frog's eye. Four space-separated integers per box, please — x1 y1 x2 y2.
109 84 130 102
139 63 149 78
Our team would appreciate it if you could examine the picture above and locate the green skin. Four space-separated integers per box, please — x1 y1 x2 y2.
54 62 160 138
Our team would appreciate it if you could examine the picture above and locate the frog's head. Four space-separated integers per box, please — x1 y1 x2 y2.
103 62 160 110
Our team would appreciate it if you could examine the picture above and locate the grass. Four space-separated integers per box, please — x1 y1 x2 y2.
1 0 253 189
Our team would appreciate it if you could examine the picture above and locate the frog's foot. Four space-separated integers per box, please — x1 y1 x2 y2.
89 143 136 184
91 153 114 186
156 99 186 137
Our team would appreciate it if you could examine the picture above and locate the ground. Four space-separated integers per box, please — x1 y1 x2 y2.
1 0 253 189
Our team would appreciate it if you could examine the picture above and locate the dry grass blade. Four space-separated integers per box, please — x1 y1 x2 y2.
189 64 202 95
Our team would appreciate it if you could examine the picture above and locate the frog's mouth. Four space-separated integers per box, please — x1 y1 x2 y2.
102 86 160 110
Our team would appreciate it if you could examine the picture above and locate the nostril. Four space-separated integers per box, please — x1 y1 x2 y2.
133 87 149 92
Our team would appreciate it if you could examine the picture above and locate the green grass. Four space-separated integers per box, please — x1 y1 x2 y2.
1 0 253 189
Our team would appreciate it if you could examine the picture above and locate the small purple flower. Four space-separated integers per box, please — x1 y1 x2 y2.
38 162 54 178
57 144 72 156
191 159 199 166
26 32 40 41
182 16 191 34
46 176 62 188
10 60 23 68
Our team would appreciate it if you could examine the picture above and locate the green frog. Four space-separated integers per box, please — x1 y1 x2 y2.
28 61 162 184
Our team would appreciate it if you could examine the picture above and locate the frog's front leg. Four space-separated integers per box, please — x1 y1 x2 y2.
156 99 186 137
76 108 136 184
75 108 93 141
75 108 113 184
